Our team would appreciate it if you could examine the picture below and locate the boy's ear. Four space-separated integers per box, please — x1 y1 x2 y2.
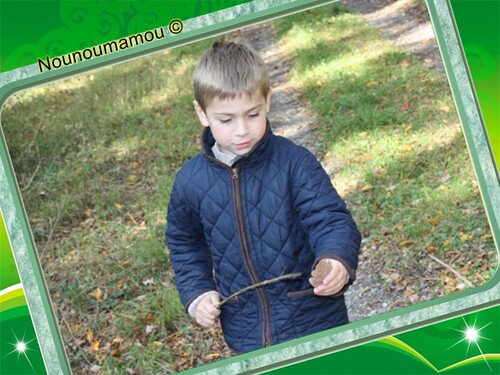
265 89 272 113
193 100 210 127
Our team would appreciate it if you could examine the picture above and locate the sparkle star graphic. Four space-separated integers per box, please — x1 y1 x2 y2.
465 327 479 343
5 330 37 372
16 341 27 353
448 315 493 372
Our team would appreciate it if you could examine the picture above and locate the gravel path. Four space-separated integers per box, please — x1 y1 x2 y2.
342 0 444 73
241 23 320 154
340 0 446 322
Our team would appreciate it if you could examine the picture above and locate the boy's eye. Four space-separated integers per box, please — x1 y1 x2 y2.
249 112 259 118
219 118 232 124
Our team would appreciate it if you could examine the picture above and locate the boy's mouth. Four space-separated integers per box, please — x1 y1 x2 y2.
235 141 251 149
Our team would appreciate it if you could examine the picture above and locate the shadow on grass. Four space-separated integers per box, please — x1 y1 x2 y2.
2 38 212 168
273 2 349 35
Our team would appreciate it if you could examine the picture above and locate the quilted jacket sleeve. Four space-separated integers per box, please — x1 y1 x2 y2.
166 174 216 311
291 150 361 277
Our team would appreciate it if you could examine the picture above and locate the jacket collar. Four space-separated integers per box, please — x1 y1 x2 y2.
201 119 273 168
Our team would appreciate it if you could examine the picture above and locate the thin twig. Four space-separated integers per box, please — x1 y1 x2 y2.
59 311 93 366
428 253 474 288
21 118 44 160
41 194 67 260
125 212 138 226
21 161 41 192
214 272 302 308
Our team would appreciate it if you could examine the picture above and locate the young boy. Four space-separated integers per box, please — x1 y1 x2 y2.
166 40 361 354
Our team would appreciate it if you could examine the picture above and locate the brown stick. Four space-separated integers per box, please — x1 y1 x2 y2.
214 272 302 308
428 253 474 287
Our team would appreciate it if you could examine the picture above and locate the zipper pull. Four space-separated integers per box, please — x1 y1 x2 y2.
232 168 239 180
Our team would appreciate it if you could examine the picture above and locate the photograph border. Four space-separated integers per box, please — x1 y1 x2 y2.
0 0 498 373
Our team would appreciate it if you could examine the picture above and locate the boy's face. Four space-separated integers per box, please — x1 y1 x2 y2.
194 90 271 156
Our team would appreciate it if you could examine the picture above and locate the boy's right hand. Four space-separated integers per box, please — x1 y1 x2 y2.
195 293 221 328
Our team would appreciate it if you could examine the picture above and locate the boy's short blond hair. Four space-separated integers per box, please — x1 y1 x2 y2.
193 40 270 111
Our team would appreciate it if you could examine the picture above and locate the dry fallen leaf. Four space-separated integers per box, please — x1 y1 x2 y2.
400 101 410 111
429 218 440 226
91 340 100 351
361 184 374 192
86 328 93 343
310 260 332 287
204 352 222 360
90 287 103 301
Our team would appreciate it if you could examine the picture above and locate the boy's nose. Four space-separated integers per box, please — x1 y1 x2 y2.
235 119 249 136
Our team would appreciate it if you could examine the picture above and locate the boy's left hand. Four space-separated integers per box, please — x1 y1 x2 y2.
310 258 348 296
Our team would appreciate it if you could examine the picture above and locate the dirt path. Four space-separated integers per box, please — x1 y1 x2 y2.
342 0 444 73
241 23 320 154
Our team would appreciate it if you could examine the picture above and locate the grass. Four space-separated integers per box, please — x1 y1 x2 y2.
3 39 218 373
1 2 497 373
273 4 497 291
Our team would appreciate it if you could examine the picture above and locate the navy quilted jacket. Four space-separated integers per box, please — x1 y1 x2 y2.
166 123 361 353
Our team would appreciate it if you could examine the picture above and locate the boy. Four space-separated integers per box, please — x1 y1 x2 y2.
166 40 361 354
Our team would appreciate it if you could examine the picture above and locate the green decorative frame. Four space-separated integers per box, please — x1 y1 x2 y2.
0 0 498 374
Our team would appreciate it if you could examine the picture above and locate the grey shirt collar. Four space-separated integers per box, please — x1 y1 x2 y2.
211 142 241 166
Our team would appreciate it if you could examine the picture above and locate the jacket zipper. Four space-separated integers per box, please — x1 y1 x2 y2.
231 165 273 348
